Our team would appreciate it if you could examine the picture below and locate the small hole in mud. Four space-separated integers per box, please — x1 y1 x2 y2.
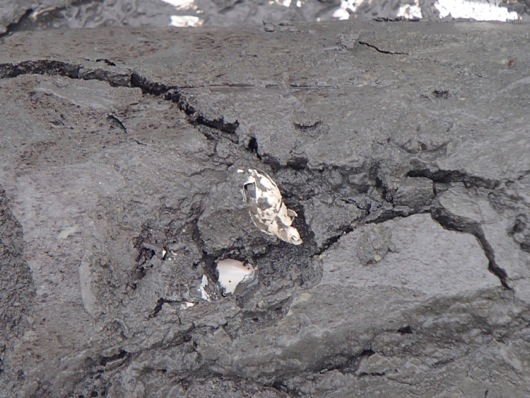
509 217 526 235
360 348 375 357
397 325 413 334
432 89 449 99
247 137 260 158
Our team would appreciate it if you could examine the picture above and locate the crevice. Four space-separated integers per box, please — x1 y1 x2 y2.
358 371 386 377
312 225 354 256
0 8 33 39
367 207 431 224
359 348 375 357
397 325 413 334
310 161 511 289
106 114 127 133
432 89 449 99
95 58 117 67
131 240 162 281
373 16 420 22
188 204 222 289
293 120 322 130
151 298 174 318
408 168 499 190
406 166 512 289
270 380 293 395
196 115 239 136
286 156 309 171
312 204 430 257
247 136 261 159
374 175 393 204
0 60 81 80
99 349 130 367
130 72 239 138
317 348 376 375
431 206 511 289
312 188 430 258
358 41 408 55
0 60 239 140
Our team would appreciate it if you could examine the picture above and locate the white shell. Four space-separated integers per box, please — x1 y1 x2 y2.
217 259 255 294
242 169 302 245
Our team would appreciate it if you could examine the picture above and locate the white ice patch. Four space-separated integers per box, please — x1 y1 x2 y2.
217 259 255 295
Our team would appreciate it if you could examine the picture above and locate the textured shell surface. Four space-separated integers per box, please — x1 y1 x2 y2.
276 203 295 227
243 169 283 224
241 168 302 245
277 225 302 245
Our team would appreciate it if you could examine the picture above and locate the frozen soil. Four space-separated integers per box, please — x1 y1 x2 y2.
0 22 529 397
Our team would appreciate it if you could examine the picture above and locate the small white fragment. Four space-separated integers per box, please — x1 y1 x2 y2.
169 15 202 27
58 225 78 240
217 259 255 295
180 301 195 309
198 275 211 301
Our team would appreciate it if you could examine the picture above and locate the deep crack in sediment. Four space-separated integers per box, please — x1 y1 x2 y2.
408 168 499 190
431 206 511 289
358 40 408 55
306 162 514 293
0 8 33 39
406 168 511 289
0 60 239 139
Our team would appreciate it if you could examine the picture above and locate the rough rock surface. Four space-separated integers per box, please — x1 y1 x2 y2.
0 22 529 397
0 0 72 34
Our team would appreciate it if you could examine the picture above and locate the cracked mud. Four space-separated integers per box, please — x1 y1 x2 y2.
0 22 529 397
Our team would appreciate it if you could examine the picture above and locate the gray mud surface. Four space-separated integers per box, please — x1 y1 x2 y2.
0 22 529 397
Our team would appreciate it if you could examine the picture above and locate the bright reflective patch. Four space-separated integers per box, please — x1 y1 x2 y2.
242 169 303 245
198 275 211 301
435 0 520 21
161 0 195 9
217 259 255 294
169 15 202 27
